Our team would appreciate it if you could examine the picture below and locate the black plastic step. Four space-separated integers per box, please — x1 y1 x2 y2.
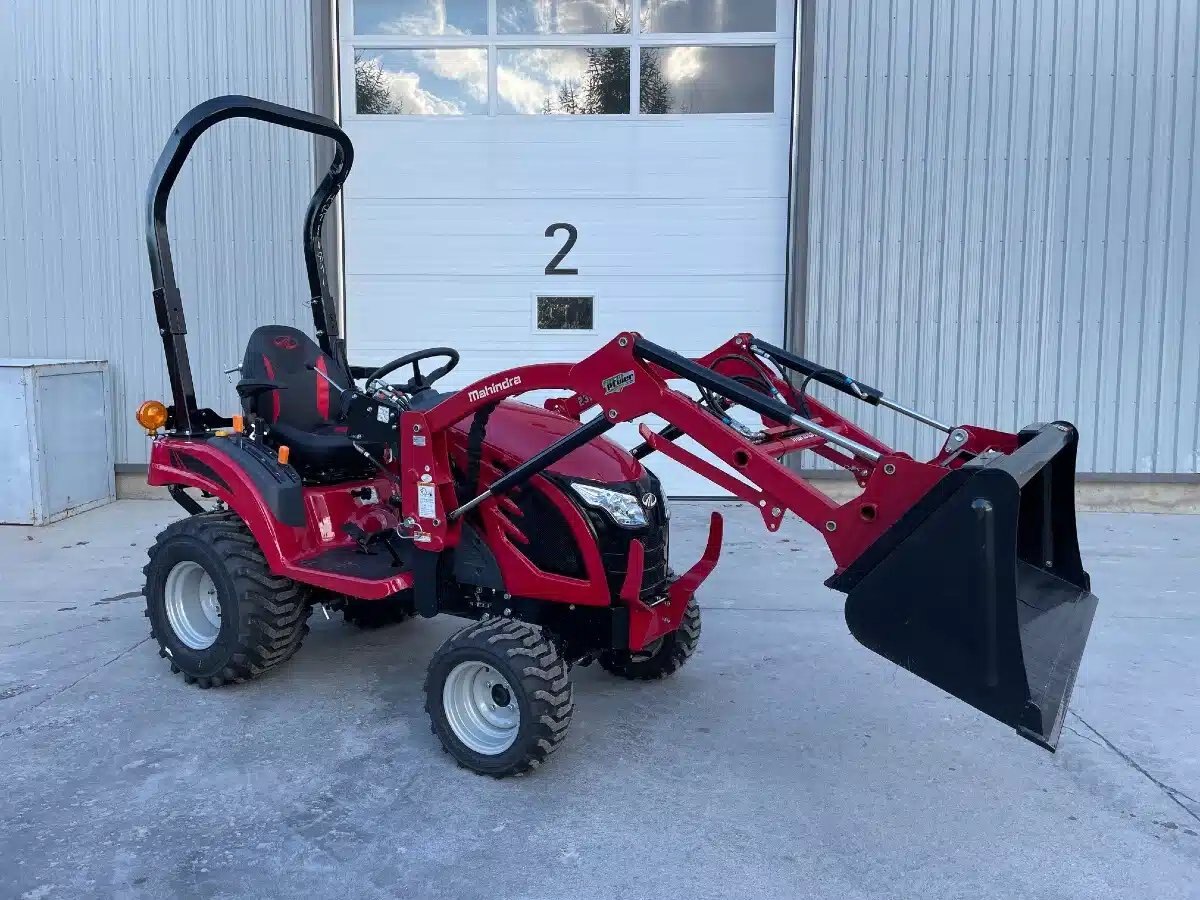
297 547 409 580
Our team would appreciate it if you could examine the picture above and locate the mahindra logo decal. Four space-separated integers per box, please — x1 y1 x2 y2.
467 375 522 404
272 336 299 350
602 371 635 395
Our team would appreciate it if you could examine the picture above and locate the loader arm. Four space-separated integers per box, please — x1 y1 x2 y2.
399 331 1098 753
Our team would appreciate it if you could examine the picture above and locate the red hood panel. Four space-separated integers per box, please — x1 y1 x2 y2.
450 400 643 483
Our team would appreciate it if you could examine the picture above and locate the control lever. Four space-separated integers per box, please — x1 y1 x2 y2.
307 362 350 395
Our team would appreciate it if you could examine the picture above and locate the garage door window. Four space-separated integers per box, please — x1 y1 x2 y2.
499 47 630 114
355 0 488 35
641 0 776 34
498 0 629 34
354 49 489 115
348 0 782 117
641 45 774 114
536 296 595 331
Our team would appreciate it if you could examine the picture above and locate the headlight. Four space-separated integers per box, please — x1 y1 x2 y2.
570 483 647 528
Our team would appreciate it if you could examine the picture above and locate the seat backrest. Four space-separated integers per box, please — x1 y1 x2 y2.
240 325 350 429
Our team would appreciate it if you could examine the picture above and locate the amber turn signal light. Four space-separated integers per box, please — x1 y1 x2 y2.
232 414 244 433
277 445 290 465
136 400 169 433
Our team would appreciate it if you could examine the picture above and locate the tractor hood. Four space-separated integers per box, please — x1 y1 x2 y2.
450 399 643 484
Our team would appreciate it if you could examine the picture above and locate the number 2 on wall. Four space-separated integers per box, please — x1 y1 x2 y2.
545 223 579 275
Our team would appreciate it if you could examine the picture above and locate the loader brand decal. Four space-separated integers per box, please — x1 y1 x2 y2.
467 375 522 404
272 335 299 351
602 370 636 395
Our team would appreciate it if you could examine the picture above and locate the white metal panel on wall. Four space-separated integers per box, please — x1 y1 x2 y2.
340 0 796 494
0 0 322 465
803 0 1200 475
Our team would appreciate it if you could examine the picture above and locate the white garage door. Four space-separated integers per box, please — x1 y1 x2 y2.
339 0 796 495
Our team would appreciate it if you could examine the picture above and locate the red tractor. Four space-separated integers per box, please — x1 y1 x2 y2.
138 97 1098 777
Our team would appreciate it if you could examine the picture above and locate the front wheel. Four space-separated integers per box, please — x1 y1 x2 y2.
599 596 701 680
424 618 572 777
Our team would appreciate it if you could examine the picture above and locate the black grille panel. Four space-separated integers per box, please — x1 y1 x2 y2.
503 483 585 578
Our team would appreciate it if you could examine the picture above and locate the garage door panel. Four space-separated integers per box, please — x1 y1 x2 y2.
347 273 781 364
344 119 791 201
345 198 788 277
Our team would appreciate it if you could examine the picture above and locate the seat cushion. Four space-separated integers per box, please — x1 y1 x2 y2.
269 421 386 473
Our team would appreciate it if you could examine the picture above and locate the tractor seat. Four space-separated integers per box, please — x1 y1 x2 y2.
239 325 382 477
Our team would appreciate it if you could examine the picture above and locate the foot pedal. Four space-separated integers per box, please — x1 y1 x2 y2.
340 523 406 568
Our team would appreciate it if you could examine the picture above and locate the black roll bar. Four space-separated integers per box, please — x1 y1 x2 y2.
145 95 354 434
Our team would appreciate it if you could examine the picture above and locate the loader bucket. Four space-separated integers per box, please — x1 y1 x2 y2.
828 423 1098 751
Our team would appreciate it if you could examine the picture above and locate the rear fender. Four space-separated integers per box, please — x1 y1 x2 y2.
148 436 307 571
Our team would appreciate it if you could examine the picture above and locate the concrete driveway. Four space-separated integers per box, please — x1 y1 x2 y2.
2 500 1197 899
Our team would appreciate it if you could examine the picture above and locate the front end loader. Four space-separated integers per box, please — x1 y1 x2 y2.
136 95 1098 776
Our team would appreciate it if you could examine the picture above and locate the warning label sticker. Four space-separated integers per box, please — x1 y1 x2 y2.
417 484 437 519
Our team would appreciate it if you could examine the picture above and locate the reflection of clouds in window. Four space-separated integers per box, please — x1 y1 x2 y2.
498 47 629 114
354 0 487 35
498 0 629 34
641 0 776 33
355 49 488 115
645 45 774 114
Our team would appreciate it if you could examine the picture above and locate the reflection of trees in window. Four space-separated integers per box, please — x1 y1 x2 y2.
536 12 671 115
355 52 404 114
639 48 671 113
558 83 582 114
582 12 630 114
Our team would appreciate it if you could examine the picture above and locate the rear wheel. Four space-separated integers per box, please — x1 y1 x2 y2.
600 596 701 680
143 511 312 688
424 618 572 777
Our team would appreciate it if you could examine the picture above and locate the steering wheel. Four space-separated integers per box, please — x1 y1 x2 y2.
368 347 460 395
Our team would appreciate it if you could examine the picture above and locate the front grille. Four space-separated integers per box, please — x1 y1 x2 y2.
502 482 585 578
584 471 670 602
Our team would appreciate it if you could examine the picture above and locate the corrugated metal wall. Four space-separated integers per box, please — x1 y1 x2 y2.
0 0 320 465
803 0 1200 474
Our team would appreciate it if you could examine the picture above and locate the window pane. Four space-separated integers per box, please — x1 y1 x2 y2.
498 47 630 114
641 0 776 33
640 45 774 114
537 296 594 330
354 49 488 115
498 0 630 35
354 0 487 35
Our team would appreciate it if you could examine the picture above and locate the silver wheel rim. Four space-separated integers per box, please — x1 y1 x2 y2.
163 560 222 650
442 662 520 755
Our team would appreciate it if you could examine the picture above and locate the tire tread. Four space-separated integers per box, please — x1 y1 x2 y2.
143 510 312 688
424 617 573 777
